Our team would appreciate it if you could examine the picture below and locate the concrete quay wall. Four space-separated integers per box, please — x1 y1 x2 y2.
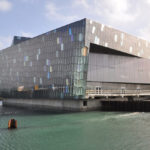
2 98 102 112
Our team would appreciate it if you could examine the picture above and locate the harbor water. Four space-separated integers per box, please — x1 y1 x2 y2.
0 106 150 150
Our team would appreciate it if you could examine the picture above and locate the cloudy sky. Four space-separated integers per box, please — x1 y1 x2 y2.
0 0 150 50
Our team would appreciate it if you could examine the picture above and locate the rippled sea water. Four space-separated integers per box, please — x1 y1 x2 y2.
0 106 150 150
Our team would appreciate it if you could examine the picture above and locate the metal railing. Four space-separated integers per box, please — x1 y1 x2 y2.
85 86 150 98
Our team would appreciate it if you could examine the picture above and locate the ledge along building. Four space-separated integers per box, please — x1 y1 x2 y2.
1 18 150 111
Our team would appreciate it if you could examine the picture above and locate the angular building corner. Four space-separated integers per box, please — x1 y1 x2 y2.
1 18 150 110
0 18 88 100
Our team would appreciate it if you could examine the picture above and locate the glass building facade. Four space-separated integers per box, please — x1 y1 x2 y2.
0 18 150 99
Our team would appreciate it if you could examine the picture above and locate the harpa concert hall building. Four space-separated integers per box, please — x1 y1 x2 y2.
2 18 150 111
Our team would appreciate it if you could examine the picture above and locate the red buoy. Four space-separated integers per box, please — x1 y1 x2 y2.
8 119 17 129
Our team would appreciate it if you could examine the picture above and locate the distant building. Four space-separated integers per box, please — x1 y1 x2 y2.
1 18 150 100
12 36 31 45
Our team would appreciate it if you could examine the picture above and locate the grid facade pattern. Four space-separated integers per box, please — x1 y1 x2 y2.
0 18 150 99
0 19 87 99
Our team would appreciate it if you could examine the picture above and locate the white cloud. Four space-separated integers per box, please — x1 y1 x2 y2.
73 0 138 24
0 0 149 48
139 24 150 41
74 0 89 9
147 0 150 4
20 31 34 37
43 0 150 41
0 36 12 50
20 0 39 3
72 0 150 40
0 0 12 12
45 2 78 23
45 0 138 26
100 0 137 23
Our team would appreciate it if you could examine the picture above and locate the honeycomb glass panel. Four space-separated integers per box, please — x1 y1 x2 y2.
0 19 86 99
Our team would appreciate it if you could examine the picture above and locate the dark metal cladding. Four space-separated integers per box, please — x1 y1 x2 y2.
85 19 150 90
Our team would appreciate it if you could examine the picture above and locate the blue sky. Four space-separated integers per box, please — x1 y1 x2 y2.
0 0 150 50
